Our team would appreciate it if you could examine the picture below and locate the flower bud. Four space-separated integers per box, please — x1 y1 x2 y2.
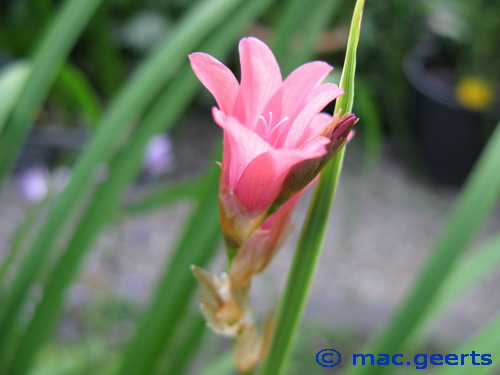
191 265 244 336
271 113 358 209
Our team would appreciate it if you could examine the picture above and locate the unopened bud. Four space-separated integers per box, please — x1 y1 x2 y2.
191 265 244 336
272 113 358 209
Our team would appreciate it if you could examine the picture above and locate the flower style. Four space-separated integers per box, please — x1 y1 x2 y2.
189 37 356 250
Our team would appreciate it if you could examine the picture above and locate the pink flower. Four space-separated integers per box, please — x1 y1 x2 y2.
189 37 354 247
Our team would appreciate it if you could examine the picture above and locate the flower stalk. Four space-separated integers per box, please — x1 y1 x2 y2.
258 0 365 373
189 36 358 373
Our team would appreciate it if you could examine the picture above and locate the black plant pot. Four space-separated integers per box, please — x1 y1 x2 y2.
404 49 493 186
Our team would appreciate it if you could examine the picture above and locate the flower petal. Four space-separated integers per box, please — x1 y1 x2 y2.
283 83 343 148
298 135 331 154
233 37 282 130
189 53 239 114
213 108 272 187
276 61 333 122
298 112 333 144
234 147 327 215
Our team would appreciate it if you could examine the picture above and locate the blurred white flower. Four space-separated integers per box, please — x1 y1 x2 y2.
16 166 71 202
16 167 49 202
142 134 175 177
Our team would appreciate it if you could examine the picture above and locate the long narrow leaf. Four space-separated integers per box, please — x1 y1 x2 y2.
0 0 240 364
271 0 310 61
344 123 500 375
7 0 276 372
408 233 500 347
86 2 125 99
124 178 202 215
356 79 383 166
200 353 234 375
431 313 500 375
258 1 365 374
58 63 102 126
0 0 103 183
162 315 208 375
0 202 45 297
116 165 221 375
280 0 343 74
0 61 30 135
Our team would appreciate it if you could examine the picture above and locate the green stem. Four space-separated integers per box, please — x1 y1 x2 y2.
258 1 364 373
258 149 345 375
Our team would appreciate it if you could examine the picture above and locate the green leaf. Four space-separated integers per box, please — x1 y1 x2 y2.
258 1 365 374
6 0 276 369
0 0 241 369
86 2 125 99
431 313 500 375
0 61 30 135
355 79 383 167
271 0 310 61
279 0 343 74
162 315 208 375
115 165 221 375
0 0 103 184
0 201 45 298
408 233 500 347
343 123 500 375
124 177 202 215
57 63 102 127
200 353 234 375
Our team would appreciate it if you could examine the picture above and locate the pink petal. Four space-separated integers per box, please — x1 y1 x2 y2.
261 191 302 230
298 112 333 144
233 37 282 130
189 53 239 114
234 147 327 215
269 61 333 122
299 135 331 154
213 108 272 187
283 83 343 148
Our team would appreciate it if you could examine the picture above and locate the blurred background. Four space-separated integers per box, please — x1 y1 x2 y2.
0 0 499 374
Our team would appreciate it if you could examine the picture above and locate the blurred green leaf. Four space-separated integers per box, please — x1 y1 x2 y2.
200 353 234 375
272 0 310 61
355 78 383 167
344 123 500 375
0 200 45 299
124 177 202 215
57 63 102 127
116 164 221 375
0 0 103 184
30 339 112 375
0 61 30 135
162 314 208 375
86 2 125 99
0 0 241 371
280 0 343 74
431 313 500 375
408 233 500 347
3 0 277 373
